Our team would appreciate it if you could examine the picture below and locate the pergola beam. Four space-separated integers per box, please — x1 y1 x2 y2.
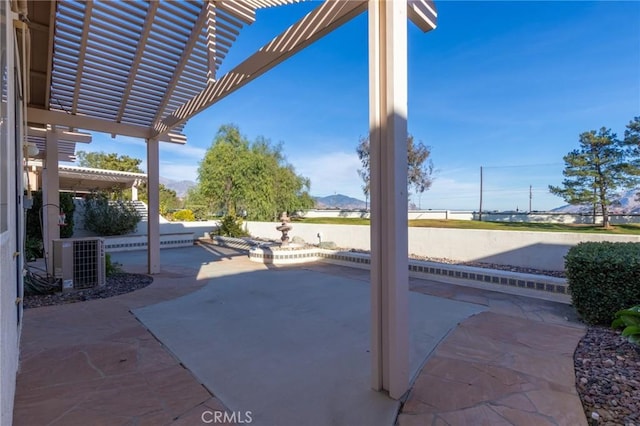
205 1 217 84
71 0 93 115
29 107 150 139
44 0 56 109
408 0 437 32
115 2 158 124
151 3 210 126
27 107 186 144
28 126 92 143
153 0 367 138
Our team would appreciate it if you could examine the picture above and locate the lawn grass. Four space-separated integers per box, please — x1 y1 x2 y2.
294 217 640 235
294 217 371 225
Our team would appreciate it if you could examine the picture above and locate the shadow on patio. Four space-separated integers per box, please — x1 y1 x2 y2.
13 245 587 426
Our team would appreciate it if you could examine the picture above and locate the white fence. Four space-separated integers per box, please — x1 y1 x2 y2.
299 209 640 224
246 221 640 271
299 209 475 220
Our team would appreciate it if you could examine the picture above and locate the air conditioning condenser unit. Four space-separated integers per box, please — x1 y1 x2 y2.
52 238 105 291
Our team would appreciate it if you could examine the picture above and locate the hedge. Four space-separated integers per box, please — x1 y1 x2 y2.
566 242 640 325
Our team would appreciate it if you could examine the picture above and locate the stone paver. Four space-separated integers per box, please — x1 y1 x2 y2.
397 313 586 425
14 246 587 425
14 246 254 426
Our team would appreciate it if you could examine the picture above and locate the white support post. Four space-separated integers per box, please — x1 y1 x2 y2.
146 138 160 274
42 128 60 273
131 182 138 201
368 0 410 400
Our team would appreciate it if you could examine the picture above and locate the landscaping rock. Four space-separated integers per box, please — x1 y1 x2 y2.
23 273 153 309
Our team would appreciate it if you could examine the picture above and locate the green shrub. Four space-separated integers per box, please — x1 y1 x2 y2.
59 192 75 238
84 191 141 236
612 305 640 346
25 190 75 247
173 209 195 222
215 215 248 237
105 253 122 277
186 205 209 221
566 242 640 325
24 237 43 261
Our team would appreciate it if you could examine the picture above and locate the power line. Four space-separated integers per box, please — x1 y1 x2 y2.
481 162 563 169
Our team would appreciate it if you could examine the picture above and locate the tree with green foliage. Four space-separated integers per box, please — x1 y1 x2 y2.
196 124 314 221
356 134 435 209
549 118 640 229
76 151 144 173
138 183 179 215
77 150 181 212
184 186 214 220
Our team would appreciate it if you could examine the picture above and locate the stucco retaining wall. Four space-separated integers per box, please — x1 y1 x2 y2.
245 221 640 271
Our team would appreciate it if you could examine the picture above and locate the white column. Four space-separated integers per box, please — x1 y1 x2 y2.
368 0 409 399
147 138 160 274
131 182 138 201
42 128 60 273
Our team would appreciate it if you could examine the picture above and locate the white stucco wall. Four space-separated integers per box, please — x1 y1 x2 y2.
245 221 640 271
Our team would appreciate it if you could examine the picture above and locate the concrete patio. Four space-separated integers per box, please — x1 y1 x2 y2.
13 245 587 425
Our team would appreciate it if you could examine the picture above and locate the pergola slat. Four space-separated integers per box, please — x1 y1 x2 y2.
71 0 93 115
43 0 436 149
155 0 366 136
151 4 210 126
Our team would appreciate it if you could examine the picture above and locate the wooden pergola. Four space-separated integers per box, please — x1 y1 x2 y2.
23 0 437 400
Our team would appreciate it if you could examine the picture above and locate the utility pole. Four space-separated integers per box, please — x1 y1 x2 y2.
593 185 597 225
529 185 532 212
479 166 483 221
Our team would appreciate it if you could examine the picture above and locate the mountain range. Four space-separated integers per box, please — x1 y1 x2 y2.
552 188 640 214
313 194 366 210
159 178 368 210
160 177 196 198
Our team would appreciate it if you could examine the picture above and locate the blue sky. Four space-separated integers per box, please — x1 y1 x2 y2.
82 1 640 211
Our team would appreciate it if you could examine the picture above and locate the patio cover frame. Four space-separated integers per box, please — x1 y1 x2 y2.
24 0 437 400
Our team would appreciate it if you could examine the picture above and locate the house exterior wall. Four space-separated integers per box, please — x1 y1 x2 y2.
0 3 23 424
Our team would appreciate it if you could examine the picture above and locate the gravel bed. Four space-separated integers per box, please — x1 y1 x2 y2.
23 273 153 309
341 248 566 278
575 327 640 426
407 253 566 278
242 239 568 278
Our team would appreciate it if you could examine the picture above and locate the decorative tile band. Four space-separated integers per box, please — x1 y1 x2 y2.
104 234 194 252
321 252 568 296
207 237 568 298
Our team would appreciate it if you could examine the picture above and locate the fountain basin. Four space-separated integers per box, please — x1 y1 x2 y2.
249 245 322 265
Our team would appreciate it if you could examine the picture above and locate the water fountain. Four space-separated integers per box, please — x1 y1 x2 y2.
276 211 292 247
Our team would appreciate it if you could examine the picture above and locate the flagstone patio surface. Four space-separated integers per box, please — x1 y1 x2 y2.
13 245 586 426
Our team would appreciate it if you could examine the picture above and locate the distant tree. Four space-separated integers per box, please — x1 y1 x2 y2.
356 137 370 209
184 186 213 220
549 119 640 228
76 151 143 173
138 183 180 215
356 134 434 209
624 117 640 147
196 124 314 221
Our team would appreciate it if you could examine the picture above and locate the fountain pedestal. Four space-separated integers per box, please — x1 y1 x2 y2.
276 212 292 247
